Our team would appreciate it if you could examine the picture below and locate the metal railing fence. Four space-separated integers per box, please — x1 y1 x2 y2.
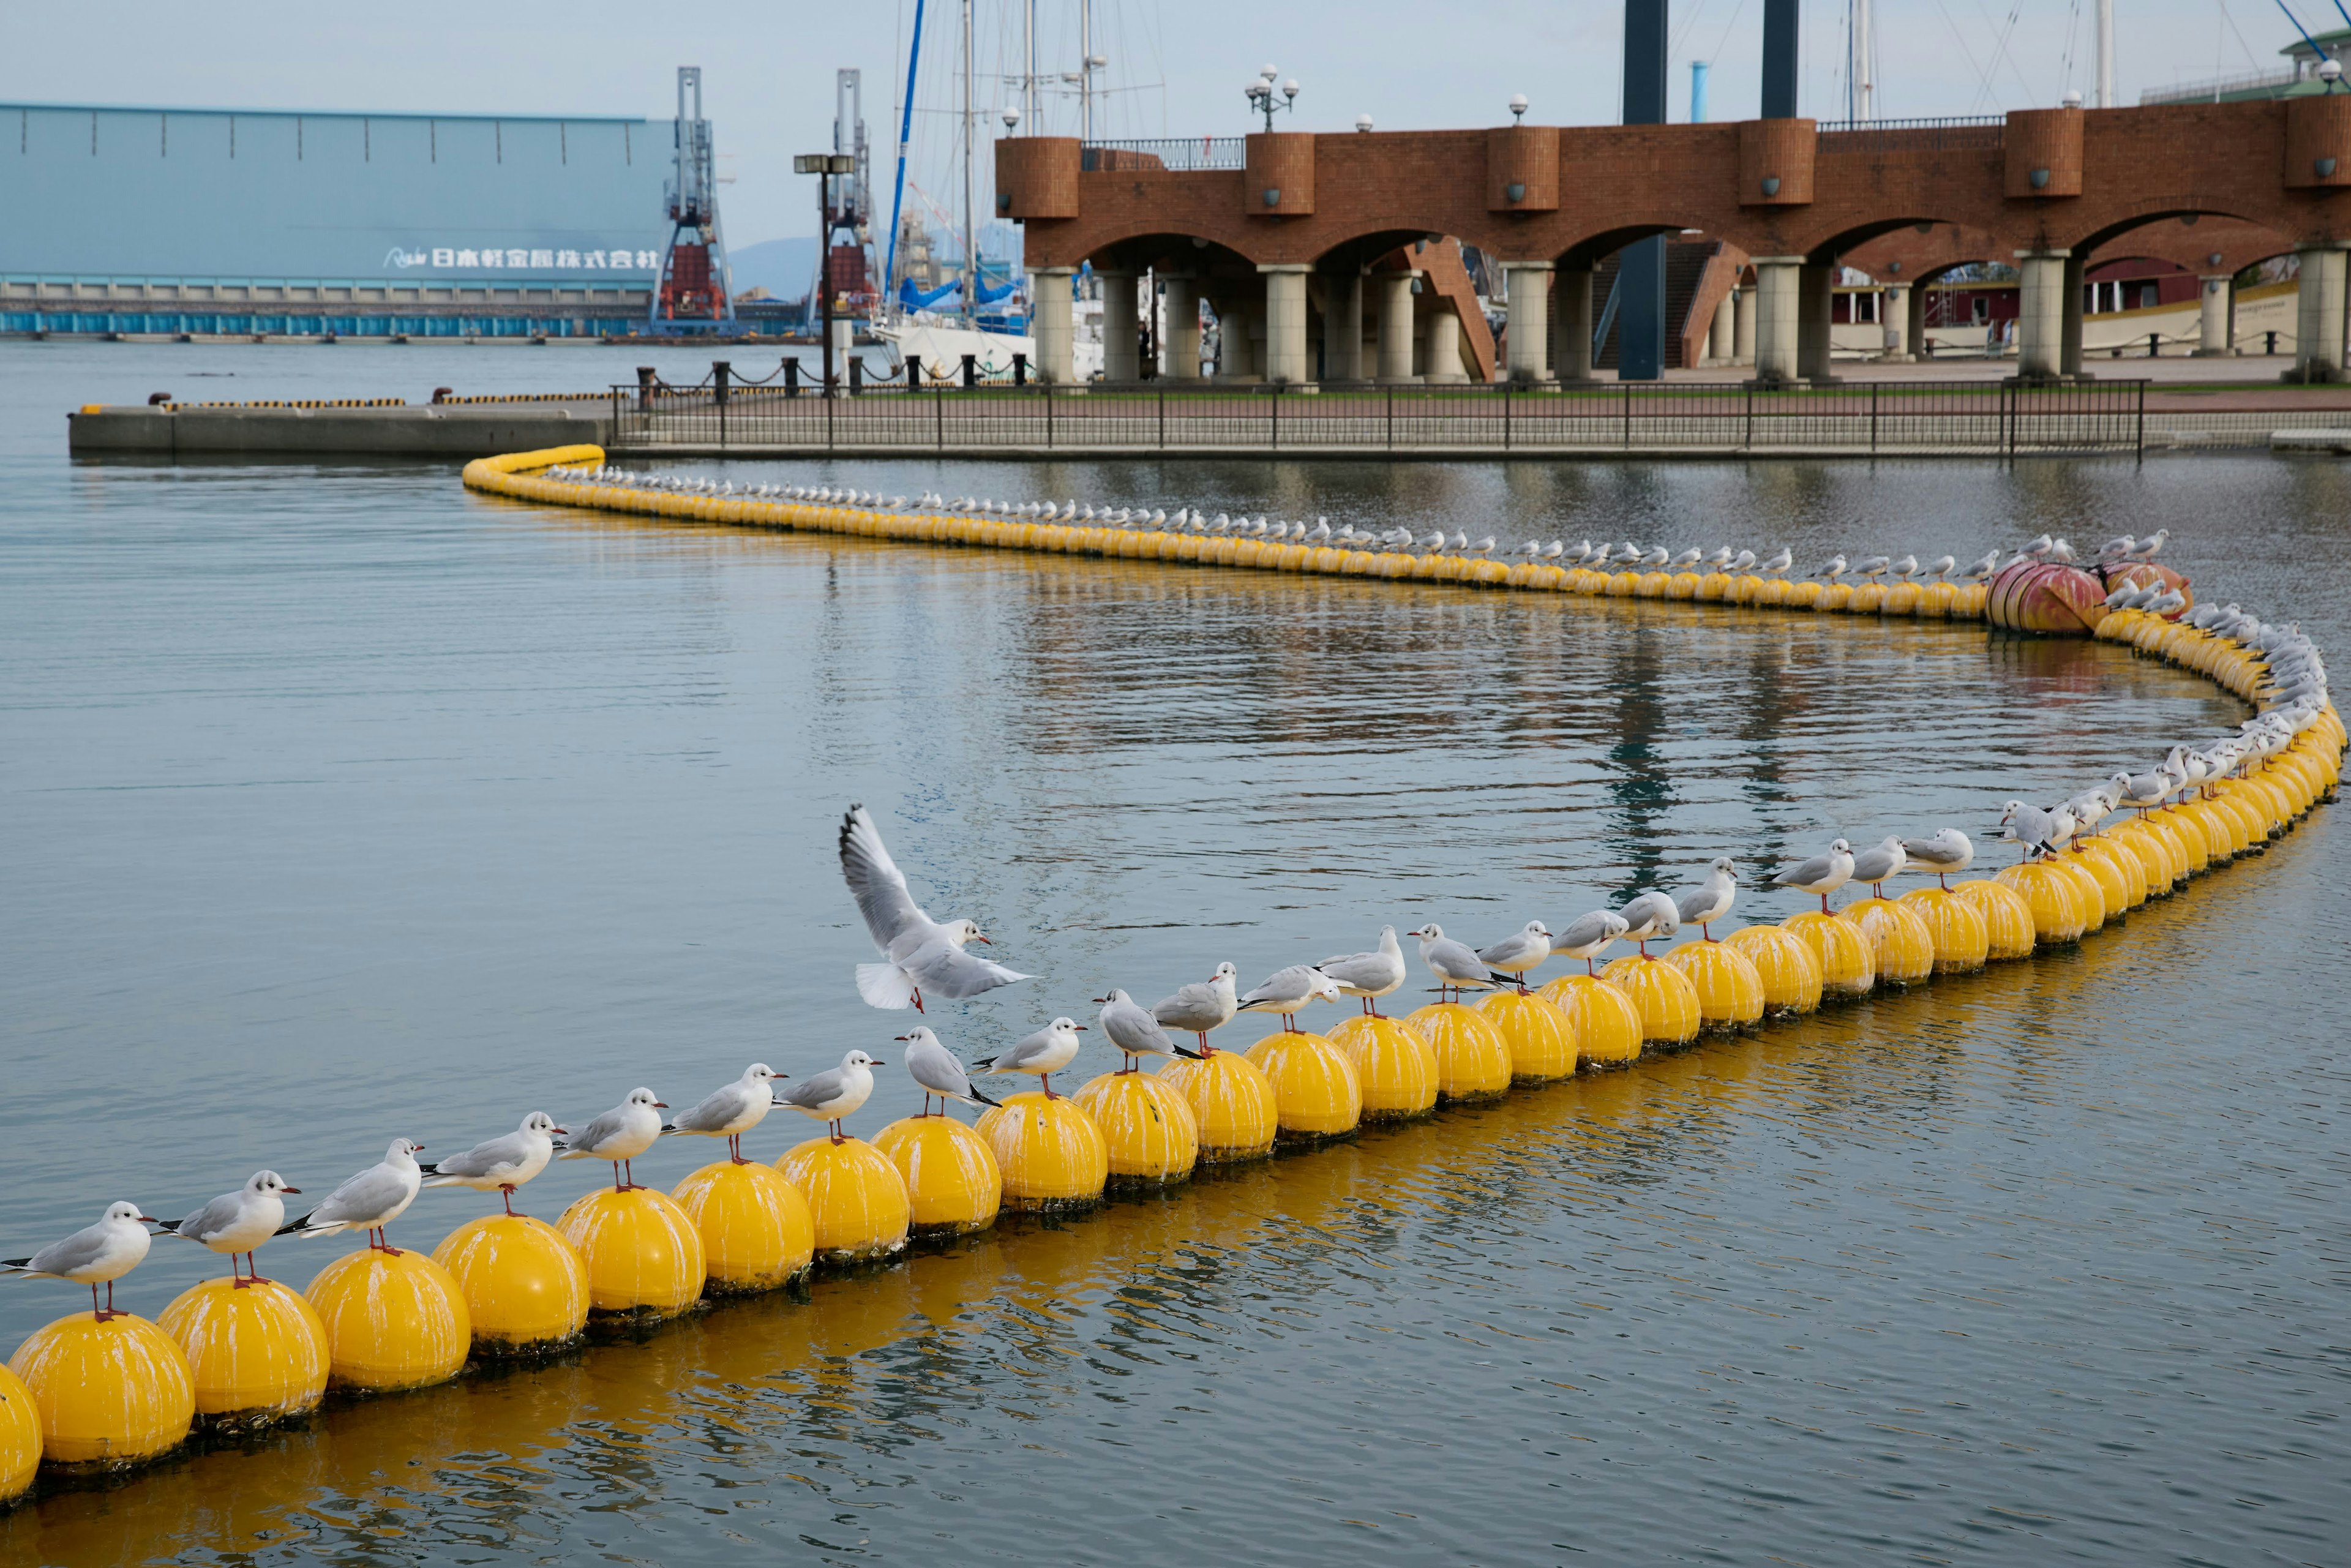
1079 137 1247 171
609 379 2149 456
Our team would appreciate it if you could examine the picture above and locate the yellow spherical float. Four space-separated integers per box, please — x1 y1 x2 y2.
1068 1071 1199 1186
775 1137 912 1264
304 1248 471 1392
870 1114 1002 1234
976 1092 1111 1211
1535 975 1645 1065
1401 1002 1515 1100
1244 1031 1363 1144
1780 910 1877 998
1840 897 1937 986
1325 1014 1439 1119
1600 956 1702 1045
553 1187 708 1321
1706 926 1816 1015
672 1160 815 1293
430 1214 590 1355
156 1277 328 1430
2077 836 2151 910
7 1314 190 1471
0 1362 37 1501
2160 806 2215 875
1992 861 2090 947
1662 940 1766 1029
2060 844 2135 919
1949 879 2038 959
1477 991 1581 1080
1160 1050 1278 1163
1894 887 1989 973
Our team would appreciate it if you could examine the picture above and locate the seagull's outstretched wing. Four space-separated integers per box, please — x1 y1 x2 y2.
904 939 1033 1002
839 805 929 953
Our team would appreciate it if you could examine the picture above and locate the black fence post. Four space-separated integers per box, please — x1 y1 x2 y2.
2001 382 2015 459
962 353 978 389
1503 384 1512 451
1743 381 1755 451
1044 380 1054 449
1013 353 1028 388
636 364 658 413
2135 379 2146 457
849 356 863 395
713 359 730 449
1385 384 1395 452
1870 381 1878 453
1158 384 1166 450
936 382 945 451
1623 382 1632 449
1270 384 1280 451
784 359 800 399
826 378 834 451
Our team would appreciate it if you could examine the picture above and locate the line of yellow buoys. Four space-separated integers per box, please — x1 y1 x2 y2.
1 446 2337 1499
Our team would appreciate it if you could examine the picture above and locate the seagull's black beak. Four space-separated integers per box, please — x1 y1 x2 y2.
1091 996 1111 1004
653 1102 669 1110
1072 1025 1087 1030
282 1187 302 1195
868 1058 887 1067
894 1034 912 1041
137 1216 159 1225
553 1128 569 1136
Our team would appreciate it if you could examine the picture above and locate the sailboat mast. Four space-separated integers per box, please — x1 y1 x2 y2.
1081 0 1092 142
883 0 926 322
962 0 977 326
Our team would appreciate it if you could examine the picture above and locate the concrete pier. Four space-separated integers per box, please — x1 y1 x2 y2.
69 403 611 459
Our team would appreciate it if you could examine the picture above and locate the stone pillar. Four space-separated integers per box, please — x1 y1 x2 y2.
1100 269 1139 383
1707 289 1734 364
2194 274 2234 356
1751 257 1804 384
1880 284 1911 361
1374 270 1419 384
1796 261 1838 383
1161 274 1201 379
1029 266 1076 384
2012 250 2069 381
1732 281 1757 364
1259 264 1313 386
1241 296 1267 383
1503 261 1554 383
1555 264 1597 382
1324 269 1363 382
1907 282 1929 361
1423 304 1469 382
2060 254 2088 377
2289 243 2348 383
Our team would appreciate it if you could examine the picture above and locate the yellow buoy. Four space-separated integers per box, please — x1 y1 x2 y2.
553 1187 708 1321
1401 1002 1515 1099
1950 879 2038 959
1159 1049 1279 1163
977 1092 1110 1210
430 1214 590 1354
1993 862 2090 946
7 1315 190 1471
2060 844 2135 919
303 1248 471 1392
672 1160 815 1293
871 1115 1003 1234
0 1361 37 1501
1662 940 1766 1029
1600 956 1703 1045
2161 806 2215 874
1535 975 1646 1065
1069 1071 1199 1185
1244 1031 1365 1142
1477 991 1581 1081
775 1137 912 1264
2102 820 2172 896
1325 1014 1439 1119
1720 923 1824 1014
156 1277 328 1429
2077 836 2150 910
1781 910 1876 998
1841 897 1937 986
1894 887 1990 973
2043 855 2111 932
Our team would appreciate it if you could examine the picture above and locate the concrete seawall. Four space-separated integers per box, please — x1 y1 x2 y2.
69 405 613 460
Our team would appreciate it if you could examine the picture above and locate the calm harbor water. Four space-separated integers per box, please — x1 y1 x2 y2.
2 343 2347 1565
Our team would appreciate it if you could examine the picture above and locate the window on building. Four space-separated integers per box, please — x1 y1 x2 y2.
1971 296 1989 325
2140 282 2160 310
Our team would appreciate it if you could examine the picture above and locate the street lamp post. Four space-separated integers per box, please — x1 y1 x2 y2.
1244 65 1299 132
795 152 858 394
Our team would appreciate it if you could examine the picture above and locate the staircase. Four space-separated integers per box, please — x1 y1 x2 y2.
1592 241 1717 370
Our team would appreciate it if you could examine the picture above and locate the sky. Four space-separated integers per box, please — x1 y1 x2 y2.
0 0 2323 247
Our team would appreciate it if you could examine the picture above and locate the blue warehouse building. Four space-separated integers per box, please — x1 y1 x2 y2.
3 102 686 337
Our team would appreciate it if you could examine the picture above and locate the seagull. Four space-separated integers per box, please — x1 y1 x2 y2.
1817 554 1850 581
1728 549 1759 573
1772 839 1855 913
1617 890 1681 957
1674 858 1739 940
280 1139 426 1255
777 1049 885 1142
1900 828 1974 889
1153 962 1241 1054
421 1112 566 1215
156 1171 300 1288
1924 555 1957 581
2126 528 2169 563
1962 550 2001 582
1999 801 2065 861
664 1063 788 1163
1761 548 1794 576
1476 920 1554 992
839 805 1032 1011
1318 926 1409 1016
1551 909 1630 975
558 1087 667 1191
973 1018 1087 1099
1409 923 1509 1002
4 1202 158 1321
1095 988 1202 1069
2116 767 2178 817
1234 966 1344 1032
896 1026 1000 1115
1847 835 1907 898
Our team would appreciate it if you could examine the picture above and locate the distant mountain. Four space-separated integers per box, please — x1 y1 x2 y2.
727 237 820 301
